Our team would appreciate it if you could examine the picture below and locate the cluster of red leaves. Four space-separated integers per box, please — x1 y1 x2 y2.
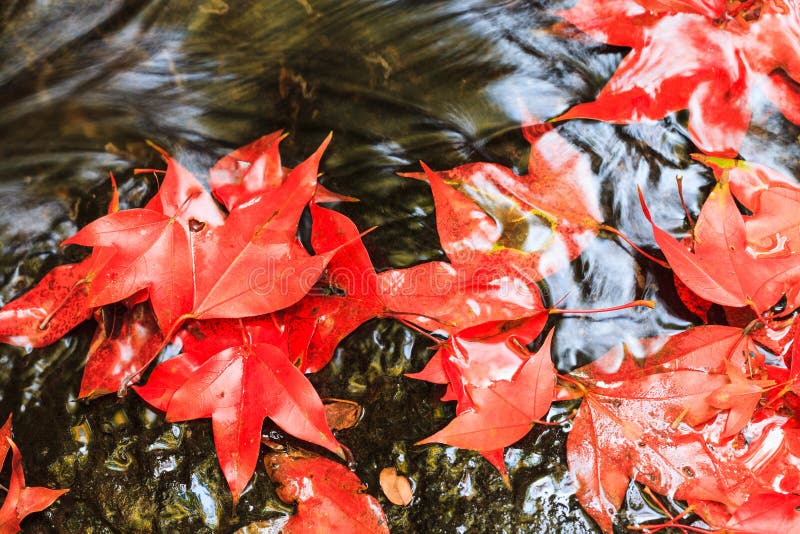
0 122 637 530
548 1 800 531
556 154 800 532
1 2 799 532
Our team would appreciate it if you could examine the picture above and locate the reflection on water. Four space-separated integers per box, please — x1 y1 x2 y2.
0 0 799 531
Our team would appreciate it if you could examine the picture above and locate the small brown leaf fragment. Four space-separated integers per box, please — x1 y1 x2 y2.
324 398 363 430
379 467 413 506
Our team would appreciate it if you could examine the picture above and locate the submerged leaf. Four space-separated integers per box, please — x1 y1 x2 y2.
264 449 389 533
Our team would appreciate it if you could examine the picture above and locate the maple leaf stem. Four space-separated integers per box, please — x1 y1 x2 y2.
630 520 709 533
742 317 766 336
174 190 202 220
763 380 795 408
0 483 7 492
144 139 170 159
394 317 444 345
237 318 250 346
762 381 787 393
549 299 655 316
132 168 167 175
629 491 703 533
670 405 691 430
38 278 88 330
641 486 674 518
675 176 696 233
556 373 588 395
509 336 529 357
107 172 119 214
599 224 671 269
531 409 576 427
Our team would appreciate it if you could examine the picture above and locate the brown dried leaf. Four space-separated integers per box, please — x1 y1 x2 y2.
324 398 363 430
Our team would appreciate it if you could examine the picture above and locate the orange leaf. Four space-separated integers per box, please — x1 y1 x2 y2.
379 467 413 506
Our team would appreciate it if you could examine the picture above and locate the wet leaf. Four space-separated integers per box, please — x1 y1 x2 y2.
78 302 164 399
63 206 193 333
563 334 770 532
209 130 352 211
284 203 384 373
724 492 800 532
190 134 336 320
135 319 341 503
418 330 556 452
263 449 389 533
402 122 601 281
640 179 800 314
0 416 68 533
706 361 773 438
0 252 106 349
324 399 363 431
379 467 413 506
554 0 800 155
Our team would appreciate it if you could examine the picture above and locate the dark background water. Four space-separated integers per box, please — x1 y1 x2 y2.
0 0 798 532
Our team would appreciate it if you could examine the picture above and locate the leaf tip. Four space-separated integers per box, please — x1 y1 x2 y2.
319 131 333 151
637 186 652 221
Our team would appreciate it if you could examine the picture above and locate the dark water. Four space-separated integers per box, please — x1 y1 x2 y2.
0 1 798 532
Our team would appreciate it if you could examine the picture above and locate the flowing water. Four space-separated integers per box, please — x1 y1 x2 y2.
0 1 798 532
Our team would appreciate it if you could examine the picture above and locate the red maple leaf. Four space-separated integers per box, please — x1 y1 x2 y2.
287 201 549 372
209 130 287 211
0 249 111 349
401 122 601 281
62 152 227 333
0 175 119 349
694 154 800 259
707 361 774 437
262 448 389 534
560 322 800 532
0 416 67 533
724 492 800 532
416 330 556 452
189 134 337 320
208 130 353 211
134 317 341 503
284 202 385 373
144 147 226 228
62 203 193 333
377 260 545 334
640 174 799 314
78 303 164 399
554 0 800 156
565 358 756 532
407 315 549 404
